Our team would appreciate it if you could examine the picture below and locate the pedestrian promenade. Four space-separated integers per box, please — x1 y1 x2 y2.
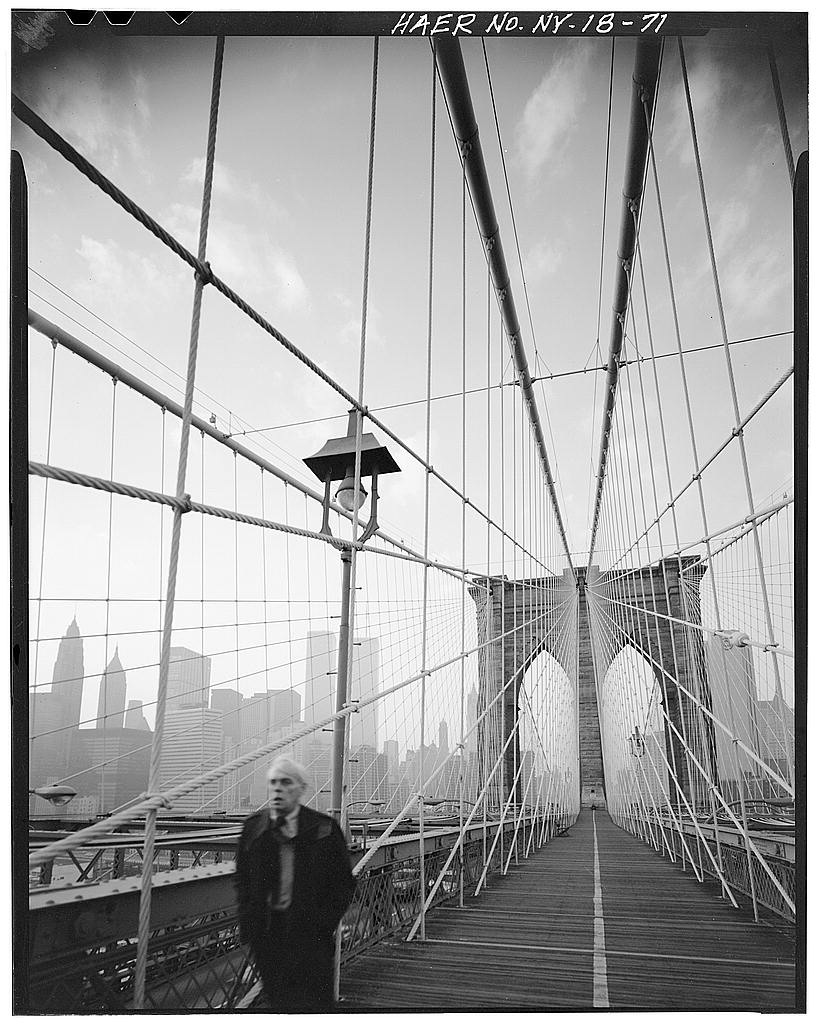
340 809 796 1011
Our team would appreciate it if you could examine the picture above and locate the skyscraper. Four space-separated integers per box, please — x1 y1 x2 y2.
30 617 87 800
51 616 84 729
124 700 150 731
348 637 380 753
158 707 225 814
96 648 126 730
168 647 211 709
303 632 336 743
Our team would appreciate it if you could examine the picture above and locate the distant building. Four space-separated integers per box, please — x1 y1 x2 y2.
755 698 794 794
158 707 225 814
348 637 380 753
706 637 759 797
303 632 336 743
29 691 68 798
29 618 86 805
96 648 127 729
124 700 150 731
303 631 381 751
168 647 211 710
73 727 151 815
52 616 84 729
383 739 399 774
303 738 332 814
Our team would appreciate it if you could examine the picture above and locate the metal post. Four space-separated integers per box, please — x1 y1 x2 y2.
331 546 353 822
11 150 30 1013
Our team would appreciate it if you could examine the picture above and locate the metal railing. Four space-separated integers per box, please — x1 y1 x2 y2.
655 821 795 923
28 812 568 1011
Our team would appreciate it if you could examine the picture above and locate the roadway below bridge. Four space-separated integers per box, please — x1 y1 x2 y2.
339 809 796 1011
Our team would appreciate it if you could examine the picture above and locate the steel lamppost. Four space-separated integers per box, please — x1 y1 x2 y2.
304 411 400 825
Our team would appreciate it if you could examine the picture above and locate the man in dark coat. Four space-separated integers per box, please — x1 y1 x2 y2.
235 757 356 1010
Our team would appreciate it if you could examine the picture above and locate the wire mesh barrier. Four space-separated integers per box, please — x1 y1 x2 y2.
655 824 795 923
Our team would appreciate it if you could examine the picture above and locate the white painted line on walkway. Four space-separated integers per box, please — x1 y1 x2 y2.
592 811 609 1008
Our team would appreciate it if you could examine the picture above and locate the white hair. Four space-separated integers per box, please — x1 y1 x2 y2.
266 756 309 789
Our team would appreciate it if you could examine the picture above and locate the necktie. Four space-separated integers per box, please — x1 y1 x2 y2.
272 815 285 832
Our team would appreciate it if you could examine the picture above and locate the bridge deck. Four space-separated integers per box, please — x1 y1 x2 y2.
340 809 795 1011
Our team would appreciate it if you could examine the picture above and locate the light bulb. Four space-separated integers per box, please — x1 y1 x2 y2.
335 474 368 513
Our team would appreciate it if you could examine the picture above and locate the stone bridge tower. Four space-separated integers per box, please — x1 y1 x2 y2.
470 556 715 811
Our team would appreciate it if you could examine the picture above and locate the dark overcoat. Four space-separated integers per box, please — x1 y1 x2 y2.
234 805 356 1004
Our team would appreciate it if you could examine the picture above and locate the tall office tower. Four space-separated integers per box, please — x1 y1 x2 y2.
271 688 301 730
348 637 380 752
705 638 761 800
29 691 68 801
168 647 211 709
211 688 244 748
348 744 389 804
30 617 87 801
124 700 150 731
244 686 307 812
383 739 399 775
755 699 795 788
96 648 127 730
248 688 302 741
159 707 225 814
211 688 250 810
438 719 449 757
76 727 151 816
303 632 336 743
51 616 85 728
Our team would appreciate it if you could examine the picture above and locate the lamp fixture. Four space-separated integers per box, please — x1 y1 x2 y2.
303 408 400 541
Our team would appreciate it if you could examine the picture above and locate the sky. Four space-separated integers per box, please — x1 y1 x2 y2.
13 12 805 754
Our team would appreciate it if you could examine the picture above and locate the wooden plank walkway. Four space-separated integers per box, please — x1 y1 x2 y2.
340 809 795 1011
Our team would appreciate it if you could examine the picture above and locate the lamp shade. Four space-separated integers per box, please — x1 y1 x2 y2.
303 430 401 483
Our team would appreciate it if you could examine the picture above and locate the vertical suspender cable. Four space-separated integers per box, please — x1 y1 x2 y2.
333 35 379 998
432 37 574 579
458 167 467 908
133 34 224 1009
587 38 661 569
415 50 436 943
99 380 118 808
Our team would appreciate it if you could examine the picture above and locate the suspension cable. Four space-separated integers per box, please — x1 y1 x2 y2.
133 33 224 1010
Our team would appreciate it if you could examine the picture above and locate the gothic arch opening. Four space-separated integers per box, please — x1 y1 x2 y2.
517 649 578 815
599 647 669 817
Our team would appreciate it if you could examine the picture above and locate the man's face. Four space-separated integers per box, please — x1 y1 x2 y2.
268 770 305 816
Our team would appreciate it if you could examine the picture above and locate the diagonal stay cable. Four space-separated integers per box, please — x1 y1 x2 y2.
14 94 548 576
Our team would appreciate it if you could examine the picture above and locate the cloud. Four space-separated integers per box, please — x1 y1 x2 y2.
181 157 285 221
514 44 592 180
527 240 562 280
713 197 750 258
182 157 243 200
20 52 150 172
166 203 309 313
664 55 726 164
268 250 309 310
720 239 789 320
74 235 183 310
